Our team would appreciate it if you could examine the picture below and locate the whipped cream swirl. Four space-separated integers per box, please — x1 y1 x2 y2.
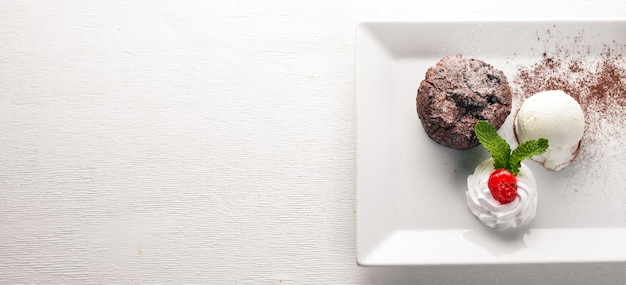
466 158 538 229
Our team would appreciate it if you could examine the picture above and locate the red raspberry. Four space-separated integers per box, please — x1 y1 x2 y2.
487 169 518 204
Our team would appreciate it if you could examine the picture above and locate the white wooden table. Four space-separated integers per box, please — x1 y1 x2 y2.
1 1 625 284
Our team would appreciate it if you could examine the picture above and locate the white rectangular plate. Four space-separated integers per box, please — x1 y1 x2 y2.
356 21 626 265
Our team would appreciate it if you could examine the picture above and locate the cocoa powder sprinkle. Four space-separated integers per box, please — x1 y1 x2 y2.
512 29 626 165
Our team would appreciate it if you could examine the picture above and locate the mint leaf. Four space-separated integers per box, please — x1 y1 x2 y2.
475 120 510 169
475 120 549 175
509 138 549 175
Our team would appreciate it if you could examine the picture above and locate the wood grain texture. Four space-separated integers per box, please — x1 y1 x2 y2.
1 0 625 284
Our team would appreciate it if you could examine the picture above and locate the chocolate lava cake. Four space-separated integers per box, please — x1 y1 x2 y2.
416 55 512 149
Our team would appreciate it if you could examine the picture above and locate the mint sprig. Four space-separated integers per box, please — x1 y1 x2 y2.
474 120 549 175
475 120 510 169
509 138 549 174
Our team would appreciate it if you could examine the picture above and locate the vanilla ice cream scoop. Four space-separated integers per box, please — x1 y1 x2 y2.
514 90 585 171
